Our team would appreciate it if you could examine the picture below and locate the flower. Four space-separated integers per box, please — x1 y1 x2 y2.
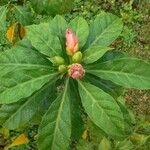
68 63 85 79
66 29 79 55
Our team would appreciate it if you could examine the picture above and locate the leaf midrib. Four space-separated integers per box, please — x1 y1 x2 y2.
0 73 57 95
29 26 59 56
78 81 114 125
87 69 150 81
90 17 120 46
3 81 55 128
0 63 50 68
51 79 69 149
92 57 150 66
83 47 111 62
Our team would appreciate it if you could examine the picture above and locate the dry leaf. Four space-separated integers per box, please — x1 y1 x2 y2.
7 134 29 149
6 23 26 44
6 24 15 43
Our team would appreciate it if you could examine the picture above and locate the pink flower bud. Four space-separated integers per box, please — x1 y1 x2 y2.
66 29 79 55
68 63 85 79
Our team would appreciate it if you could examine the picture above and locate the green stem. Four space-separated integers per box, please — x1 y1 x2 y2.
69 56 73 64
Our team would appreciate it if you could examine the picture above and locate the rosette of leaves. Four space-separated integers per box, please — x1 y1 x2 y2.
0 12 150 150
30 0 74 16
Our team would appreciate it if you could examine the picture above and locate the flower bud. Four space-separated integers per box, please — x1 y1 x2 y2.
66 29 79 56
72 51 82 63
58 65 67 73
51 56 65 65
68 63 85 79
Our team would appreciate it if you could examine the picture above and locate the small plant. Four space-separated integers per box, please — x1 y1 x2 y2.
0 12 150 150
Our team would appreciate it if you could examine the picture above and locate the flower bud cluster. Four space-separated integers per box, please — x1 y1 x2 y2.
51 29 85 79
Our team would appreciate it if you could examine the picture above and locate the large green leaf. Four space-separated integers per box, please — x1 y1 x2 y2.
97 51 128 63
49 15 68 59
87 58 150 89
84 12 123 49
78 81 125 138
49 15 67 46
0 6 7 32
38 79 71 150
0 81 56 129
69 17 89 49
83 45 112 64
26 23 62 57
90 50 128 66
85 74 124 99
0 46 58 104
69 79 84 140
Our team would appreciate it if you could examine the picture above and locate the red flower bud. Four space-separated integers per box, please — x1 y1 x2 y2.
66 29 79 55
68 63 85 79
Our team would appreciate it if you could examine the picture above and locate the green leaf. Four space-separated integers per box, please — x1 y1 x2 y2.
38 79 71 150
84 12 123 48
91 50 128 66
98 137 111 150
87 58 150 89
76 139 93 150
0 102 21 125
0 81 56 129
115 139 134 150
117 97 135 135
31 83 57 125
83 46 112 64
49 15 67 46
69 79 84 140
69 17 89 49
30 0 43 14
14 5 33 25
0 6 7 32
85 74 124 99
26 23 62 57
49 15 68 59
78 81 125 138
49 15 67 37
87 118 104 143
98 51 128 63
130 133 150 146
0 46 58 104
